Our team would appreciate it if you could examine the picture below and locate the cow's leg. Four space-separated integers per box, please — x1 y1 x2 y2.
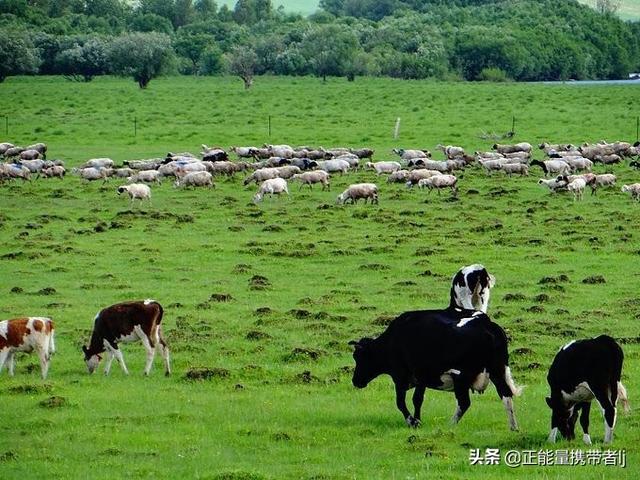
491 366 519 431
451 379 471 424
112 348 129 375
137 328 156 376
579 402 592 444
37 348 49 379
594 387 616 443
412 385 426 426
157 328 171 376
394 383 416 427
0 349 9 375
7 351 16 376
103 350 115 375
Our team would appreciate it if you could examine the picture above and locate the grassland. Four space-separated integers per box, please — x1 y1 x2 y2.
1 75 640 479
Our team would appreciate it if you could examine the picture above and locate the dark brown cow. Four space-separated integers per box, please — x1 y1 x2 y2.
82 300 170 376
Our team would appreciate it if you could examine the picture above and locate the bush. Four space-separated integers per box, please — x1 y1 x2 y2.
477 67 510 82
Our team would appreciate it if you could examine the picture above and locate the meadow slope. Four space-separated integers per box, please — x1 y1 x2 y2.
0 76 640 479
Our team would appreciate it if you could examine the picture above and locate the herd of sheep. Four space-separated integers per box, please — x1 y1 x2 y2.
1 139 640 205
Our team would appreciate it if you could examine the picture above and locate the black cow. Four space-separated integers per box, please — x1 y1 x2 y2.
546 335 629 444
449 264 495 313
350 309 520 429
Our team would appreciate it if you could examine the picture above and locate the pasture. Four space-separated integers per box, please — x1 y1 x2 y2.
1 75 640 479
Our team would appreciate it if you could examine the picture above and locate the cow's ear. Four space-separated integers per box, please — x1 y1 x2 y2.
348 340 359 348
545 396 553 408
82 345 88 354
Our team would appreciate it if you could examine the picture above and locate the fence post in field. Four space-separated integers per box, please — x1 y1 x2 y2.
134 117 137 137
636 116 639 142
511 116 516 136
393 117 401 139
268 115 272 138
4 115 7 136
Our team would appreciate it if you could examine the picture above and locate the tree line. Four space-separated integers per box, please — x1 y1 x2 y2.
1 0 639 87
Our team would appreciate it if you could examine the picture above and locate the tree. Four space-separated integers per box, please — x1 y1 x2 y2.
301 24 360 81
233 0 273 25
595 0 622 16
55 36 109 81
194 0 217 18
109 32 174 87
0 29 41 82
129 13 174 34
173 31 213 73
226 45 258 89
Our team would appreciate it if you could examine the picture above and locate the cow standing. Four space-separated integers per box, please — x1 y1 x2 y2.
82 300 170 376
546 335 629 444
350 309 520 430
0 317 55 379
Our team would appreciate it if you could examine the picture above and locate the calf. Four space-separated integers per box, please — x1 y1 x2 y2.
350 309 520 430
449 264 495 313
82 300 170 376
546 335 629 444
0 317 55 379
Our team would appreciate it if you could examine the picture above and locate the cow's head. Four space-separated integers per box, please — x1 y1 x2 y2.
349 337 382 388
82 345 101 374
545 396 576 441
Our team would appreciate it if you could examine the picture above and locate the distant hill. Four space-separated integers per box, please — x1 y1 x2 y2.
218 0 640 19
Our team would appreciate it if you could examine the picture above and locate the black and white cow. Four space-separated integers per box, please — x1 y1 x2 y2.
449 264 495 313
350 308 520 430
82 299 170 376
546 335 629 444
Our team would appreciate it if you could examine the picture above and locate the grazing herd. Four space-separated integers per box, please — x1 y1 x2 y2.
1 138 638 445
1 139 640 206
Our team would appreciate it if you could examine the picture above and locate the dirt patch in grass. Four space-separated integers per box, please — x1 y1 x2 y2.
582 275 606 284
39 396 68 408
184 367 230 381
284 347 325 362
8 384 53 395
249 275 271 290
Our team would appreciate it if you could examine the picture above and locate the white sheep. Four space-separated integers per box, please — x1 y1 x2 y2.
530 160 571 177
563 157 593 172
501 163 529 176
566 178 587 201
538 177 567 192
591 174 616 194
82 158 114 169
365 161 402 175
19 149 41 161
478 158 508 175
418 174 457 194
129 170 162 184
492 142 532 154
253 177 289 203
437 144 465 159
392 148 431 161
291 171 330 190
0 163 31 181
621 183 640 201
314 159 350 174
336 183 378 205
41 165 66 179
174 171 214 188
117 183 151 205
77 167 112 182
405 169 442 187
387 170 410 183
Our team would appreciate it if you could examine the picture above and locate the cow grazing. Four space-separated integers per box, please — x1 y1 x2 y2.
82 300 170 376
350 309 520 430
0 317 55 379
546 335 629 444
449 264 495 313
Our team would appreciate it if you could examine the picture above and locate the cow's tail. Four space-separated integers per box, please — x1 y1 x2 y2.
504 366 523 397
617 381 630 413
47 319 56 355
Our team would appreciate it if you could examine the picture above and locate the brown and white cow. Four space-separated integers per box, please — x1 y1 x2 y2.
81 299 170 376
0 317 55 379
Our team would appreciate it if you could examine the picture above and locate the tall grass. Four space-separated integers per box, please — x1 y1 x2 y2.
0 76 639 479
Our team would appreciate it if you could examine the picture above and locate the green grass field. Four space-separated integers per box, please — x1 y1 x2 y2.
1 75 640 479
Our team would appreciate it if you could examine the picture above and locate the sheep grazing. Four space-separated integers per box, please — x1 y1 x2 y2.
501 163 529 176
291 171 330 190
125 159 163 170
336 183 378 205
19 159 46 173
562 156 593 172
594 154 622 165
349 148 375 159
478 158 508 175
4 147 24 159
26 142 47 158
174 171 214 189
77 167 111 182
387 170 410 183
230 146 259 160
253 177 289 203
201 145 228 162
539 142 575 155
405 169 442 187
530 159 571 177
129 170 162 184
621 183 640 201
0 163 31 181
314 159 350 174
437 144 465 159
365 161 402 175
113 167 135 178
393 148 431 161
590 174 616 195
206 161 248 176
82 158 114 169
565 177 587 201
41 165 66 179
0 142 14 156
492 142 532 154
266 144 295 159
19 149 41 161
243 167 279 185
117 183 152 205
538 177 568 193
418 174 457 194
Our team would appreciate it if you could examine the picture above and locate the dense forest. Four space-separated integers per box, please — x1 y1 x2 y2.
1 0 639 86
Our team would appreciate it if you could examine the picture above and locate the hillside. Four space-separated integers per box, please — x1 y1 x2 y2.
217 0 640 19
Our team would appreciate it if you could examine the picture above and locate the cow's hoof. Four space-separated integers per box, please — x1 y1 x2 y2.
406 416 421 428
